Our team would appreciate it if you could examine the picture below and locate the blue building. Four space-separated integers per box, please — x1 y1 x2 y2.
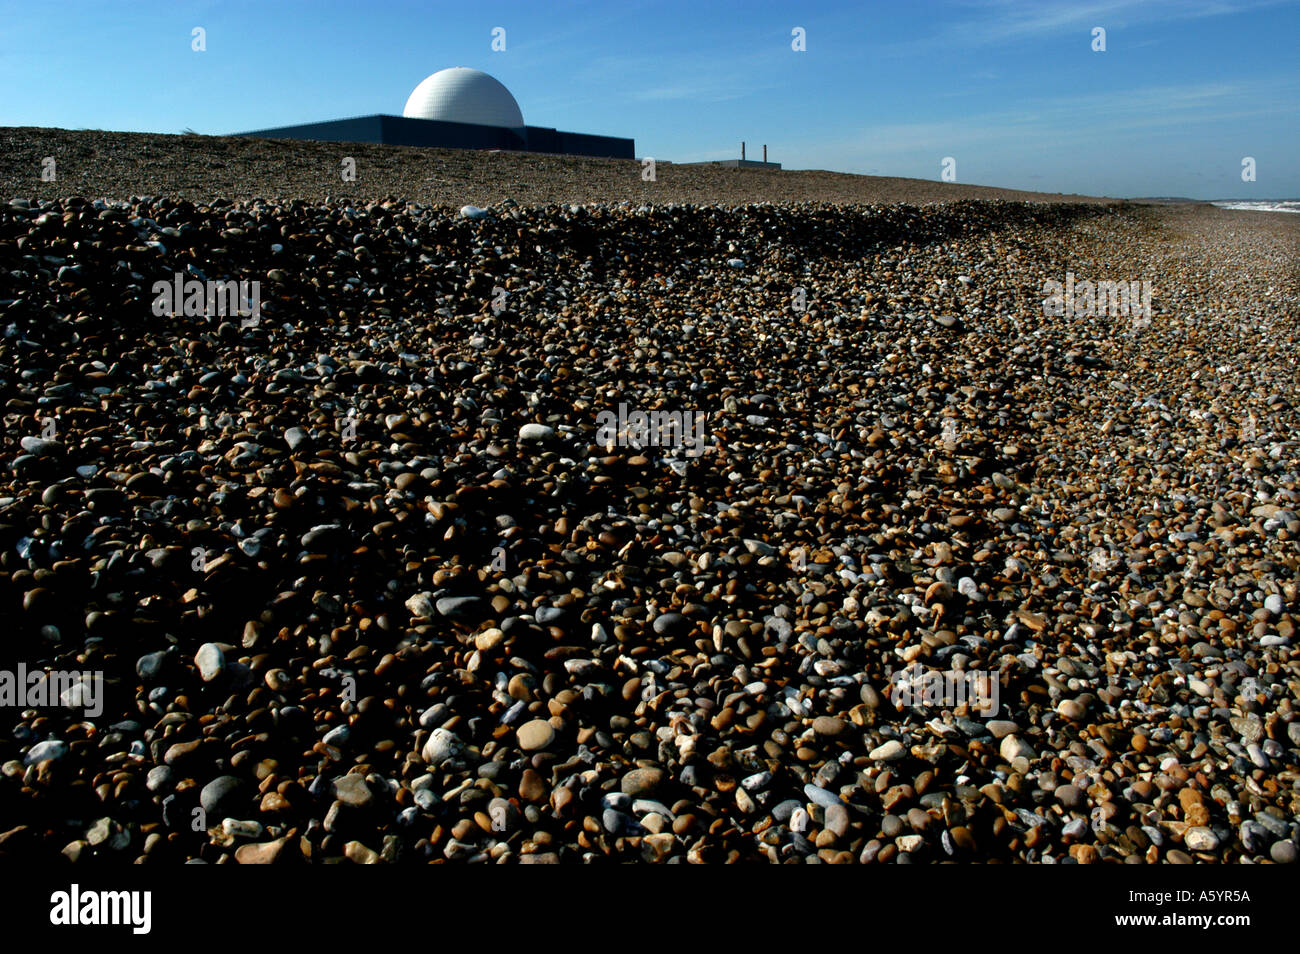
234 67 634 161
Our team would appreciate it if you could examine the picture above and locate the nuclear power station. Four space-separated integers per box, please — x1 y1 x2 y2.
235 67 634 160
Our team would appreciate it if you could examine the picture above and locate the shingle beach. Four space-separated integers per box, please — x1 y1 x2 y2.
0 128 1297 864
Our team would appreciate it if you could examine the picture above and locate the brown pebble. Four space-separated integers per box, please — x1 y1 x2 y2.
812 716 847 738
519 768 546 802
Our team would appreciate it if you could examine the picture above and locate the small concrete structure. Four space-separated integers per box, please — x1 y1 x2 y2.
680 143 781 169
679 158 783 170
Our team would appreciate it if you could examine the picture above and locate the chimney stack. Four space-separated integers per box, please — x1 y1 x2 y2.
763 144 767 163
741 141 746 160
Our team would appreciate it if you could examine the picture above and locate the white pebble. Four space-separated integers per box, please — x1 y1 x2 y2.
518 423 555 441
869 739 906 761
195 643 225 682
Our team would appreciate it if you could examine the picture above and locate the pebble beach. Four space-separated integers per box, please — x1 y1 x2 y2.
1 129 1297 865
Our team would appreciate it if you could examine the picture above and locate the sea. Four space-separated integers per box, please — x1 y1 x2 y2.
1209 200 1300 213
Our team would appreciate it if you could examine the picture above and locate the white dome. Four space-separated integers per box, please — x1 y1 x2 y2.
402 68 524 128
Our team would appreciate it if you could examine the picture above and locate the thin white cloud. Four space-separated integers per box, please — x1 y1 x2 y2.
890 0 1295 51
775 74 1298 167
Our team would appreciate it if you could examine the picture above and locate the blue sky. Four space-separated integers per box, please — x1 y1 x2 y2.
2 0 1296 198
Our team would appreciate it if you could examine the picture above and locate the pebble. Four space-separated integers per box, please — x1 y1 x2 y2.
333 774 374 808
803 784 844 809
999 735 1035 761
194 643 225 682
1254 813 1289 839
20 436 61 457
1056 699 1086 720
404 593 435 618
869 740 905 761
1056 784 1085 811
621 768 665 797
284 426 311 451
435 596 483 620
235 838 287 864
421 728 461 766
86 817 124 849
222 819 264 838
146 766 173 793
518 423 555 441
897 834 923 853
652 612 689 636
517 719 556 751
824 803 851 838
812 716 846 738
199 776 243 819
772 799 801 823
986 720 1019 739
23 739 67 767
